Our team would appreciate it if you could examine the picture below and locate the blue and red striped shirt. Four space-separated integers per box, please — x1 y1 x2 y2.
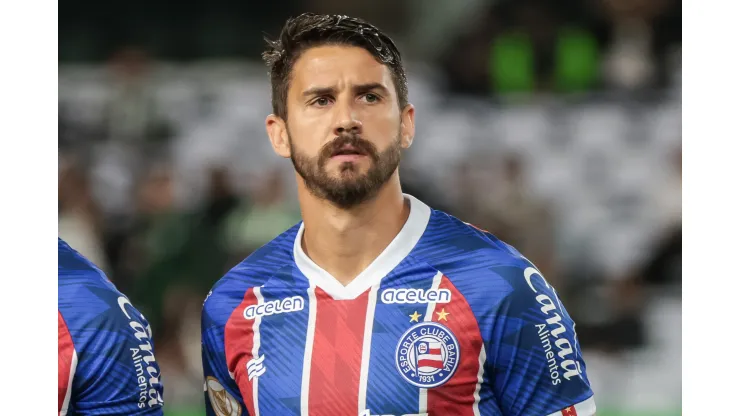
202 195 595 416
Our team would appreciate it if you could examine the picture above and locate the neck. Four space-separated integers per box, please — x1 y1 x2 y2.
298 173 409 286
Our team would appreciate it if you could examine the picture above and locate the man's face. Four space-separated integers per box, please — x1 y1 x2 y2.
278 45 413 208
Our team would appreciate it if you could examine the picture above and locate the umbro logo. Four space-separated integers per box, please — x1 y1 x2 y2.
247 354 266 381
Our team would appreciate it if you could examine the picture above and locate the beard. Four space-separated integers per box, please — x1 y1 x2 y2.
289 131 402 209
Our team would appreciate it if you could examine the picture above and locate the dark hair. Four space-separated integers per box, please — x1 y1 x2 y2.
262 13 408 120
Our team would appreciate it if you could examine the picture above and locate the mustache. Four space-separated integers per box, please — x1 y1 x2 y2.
319 134 380 163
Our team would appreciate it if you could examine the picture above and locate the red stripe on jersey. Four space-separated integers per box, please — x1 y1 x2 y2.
561 405 577 415
224 288 259 416
309 287 369 415
58 311 75 414
427 275 485 416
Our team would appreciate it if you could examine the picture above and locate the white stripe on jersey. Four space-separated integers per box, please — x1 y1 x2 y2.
546 395 597 416
251 287 264 416
472 344 486 416
59 349 77 416
300 284 317 416
357 284 380 415
419 270 444 414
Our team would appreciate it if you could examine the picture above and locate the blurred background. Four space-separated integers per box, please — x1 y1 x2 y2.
58 0 681 415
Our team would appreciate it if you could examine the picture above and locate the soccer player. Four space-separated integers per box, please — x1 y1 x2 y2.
201 13 596 416
58 238 164 415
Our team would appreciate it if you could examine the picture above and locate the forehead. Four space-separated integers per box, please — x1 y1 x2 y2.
289 45 395 94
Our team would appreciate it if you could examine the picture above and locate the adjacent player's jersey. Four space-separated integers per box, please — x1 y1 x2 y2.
58 238 164 415
202 195 596 416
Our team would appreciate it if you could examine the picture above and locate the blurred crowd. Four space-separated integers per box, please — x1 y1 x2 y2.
59 1 681 414
440 0 680 96
60 0 681 95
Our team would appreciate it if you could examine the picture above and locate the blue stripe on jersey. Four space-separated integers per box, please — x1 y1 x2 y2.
365 258 441 415
478 370 503 416
255 266 310 415
59 280 115 319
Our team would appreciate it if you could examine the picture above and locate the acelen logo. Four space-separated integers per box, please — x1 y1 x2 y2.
380 288 451 304
243 296 305 320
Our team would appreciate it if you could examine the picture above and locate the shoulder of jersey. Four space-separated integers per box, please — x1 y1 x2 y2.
58 238 136 329
408 208 544 316
58 238 117 293
203 223 300 316
413 209 528 271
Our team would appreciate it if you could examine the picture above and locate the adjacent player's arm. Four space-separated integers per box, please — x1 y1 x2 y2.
60 296 165 415
487 261 596 416
202 295 249 416
58 311 77 415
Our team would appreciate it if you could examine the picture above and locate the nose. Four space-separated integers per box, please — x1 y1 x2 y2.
332 102 363 136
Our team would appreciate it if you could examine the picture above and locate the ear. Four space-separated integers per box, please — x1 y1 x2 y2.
266 114 291 159
400 104 416 149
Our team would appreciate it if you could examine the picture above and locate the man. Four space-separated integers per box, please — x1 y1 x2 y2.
58 238 164 415
202 13 595 416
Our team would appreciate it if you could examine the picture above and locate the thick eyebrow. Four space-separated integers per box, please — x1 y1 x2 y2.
352 82 390 96
301 83 390 98
302 86 336 98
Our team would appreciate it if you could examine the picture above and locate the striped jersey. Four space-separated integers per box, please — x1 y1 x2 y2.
58 238 164 415
201 195 596 416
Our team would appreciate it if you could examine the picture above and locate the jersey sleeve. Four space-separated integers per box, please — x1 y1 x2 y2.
202 291 249 416
487 261 596 416
58 311 77 415
60 295 165 415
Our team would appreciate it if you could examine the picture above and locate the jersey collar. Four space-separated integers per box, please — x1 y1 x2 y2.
293 193 431 300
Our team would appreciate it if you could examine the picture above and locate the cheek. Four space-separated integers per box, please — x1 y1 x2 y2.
292 107 333 131
289 114 328 146
366 115 401 142
287 132 322 158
